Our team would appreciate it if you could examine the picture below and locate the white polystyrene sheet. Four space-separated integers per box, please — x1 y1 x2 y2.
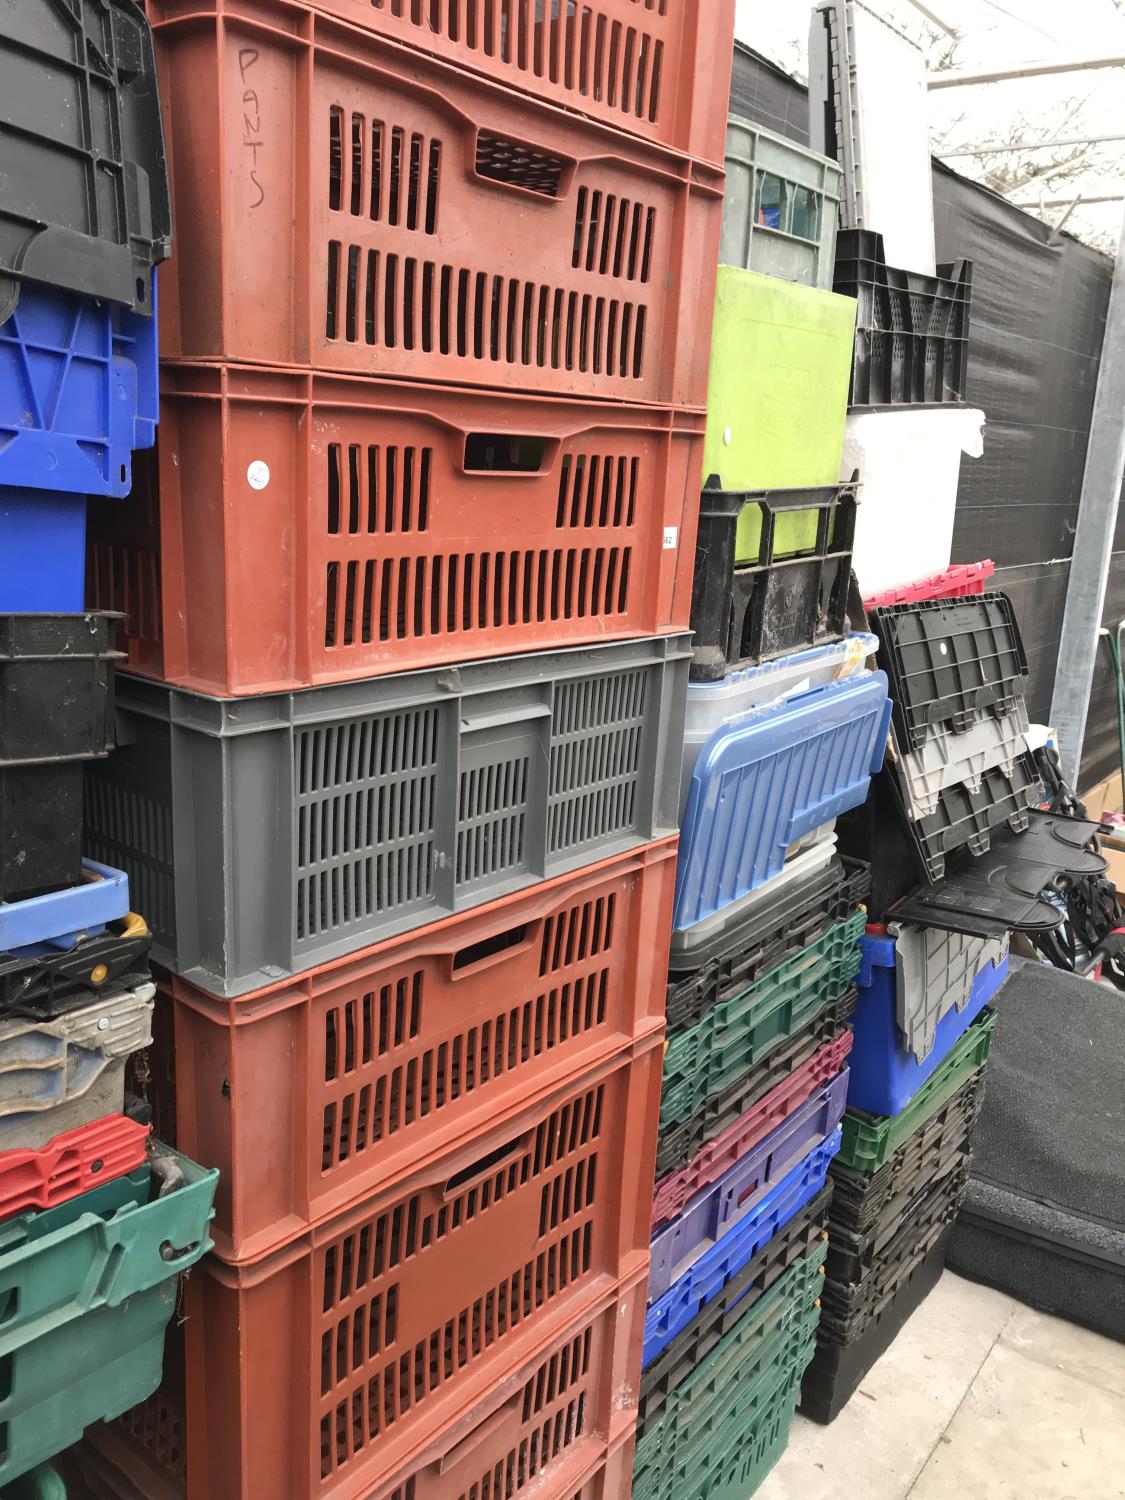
845 408 985 598
809 1 936 274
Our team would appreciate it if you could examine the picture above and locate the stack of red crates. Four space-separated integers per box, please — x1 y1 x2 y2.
77 3 737 1498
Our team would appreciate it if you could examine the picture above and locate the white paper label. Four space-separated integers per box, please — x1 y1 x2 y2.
247 460 271 491
663 527 679 550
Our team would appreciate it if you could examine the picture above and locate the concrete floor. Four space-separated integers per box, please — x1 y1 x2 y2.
758 1271 1125 1500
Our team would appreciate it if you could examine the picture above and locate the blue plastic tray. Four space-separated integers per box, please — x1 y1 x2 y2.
0 489 87 611
0 862 129 954
0 279 158 498
673 672 891 933
643 1127 842 1367
846 931 1009 1117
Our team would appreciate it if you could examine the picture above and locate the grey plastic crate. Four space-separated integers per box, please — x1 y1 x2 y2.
85 637 691 997
0 980 154 1148
722 115 842 288
894 703 1031 823
891 926 1008 1063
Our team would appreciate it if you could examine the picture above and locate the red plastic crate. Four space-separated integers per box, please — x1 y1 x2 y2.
182 1044 660 1499
162 841 676 1263
863 561 995 613
301 0 736 163
0 1114 150 1222
650 1029 854 1231
88 364 705 695
148 0 723 407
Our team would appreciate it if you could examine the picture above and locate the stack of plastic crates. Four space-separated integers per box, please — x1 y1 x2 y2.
627 112 887 1500
0 5 220 1490
70 3 740 1498
811 591 1110 1422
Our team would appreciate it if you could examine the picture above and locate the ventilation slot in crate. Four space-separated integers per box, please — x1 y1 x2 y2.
548 670 647 855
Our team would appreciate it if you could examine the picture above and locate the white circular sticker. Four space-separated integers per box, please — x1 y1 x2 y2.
247 460 271 490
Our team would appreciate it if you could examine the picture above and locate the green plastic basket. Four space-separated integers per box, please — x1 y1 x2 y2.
661 914 864 1130
0 1144 218 1488
635 1244 826 1490
837 1009 997 1174
703 266 857 494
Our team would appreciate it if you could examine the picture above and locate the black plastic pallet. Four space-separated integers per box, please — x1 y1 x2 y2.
869 595 1027 755
826 1146 972 1286
666 857 870 1033
638 1183 834 1435
801 1225 951 1424
0 922 152 1016
0 0 170 322
834 230 972 409
688 481 858 682
655 991 857 1181
829 1072 984 1238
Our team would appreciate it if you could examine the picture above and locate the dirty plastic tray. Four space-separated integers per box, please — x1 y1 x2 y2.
688 482 859 681
894 702 1032 825
899 751 1044 882
825 1151 970 1286
653 1030 853 1229
648 1071 848 1299
0 1113 150 1223
640 1184 832 1431
0 915 151 1016
673 671 890 933
0 863 130 959
643 1129 841 1366
722 115 842 288
661 915 864 1132
870 594 1028 755
0 614 122 766
0 281 159 497
846 927 1007 1116
0 0 169 318
84 635 689 997
837 1008 996 1174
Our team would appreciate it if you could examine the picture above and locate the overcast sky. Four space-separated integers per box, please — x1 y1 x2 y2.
734 0 1125 251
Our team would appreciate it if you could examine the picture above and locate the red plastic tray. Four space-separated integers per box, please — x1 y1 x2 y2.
0 1113 150 1222
87 364 705 695
302 0 736 162
181 1046 660 1499
651 1029 854 1231
148 0 723 407
863 561 995 613
157 842 676 1263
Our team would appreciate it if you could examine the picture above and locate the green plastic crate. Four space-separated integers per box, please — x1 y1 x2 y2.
703 266 857 493
0 1145 218 1488
661 913 864 1130
837 1009 997 1174
722 115 843 289
0 1463 67 1500
635 1244 826 1490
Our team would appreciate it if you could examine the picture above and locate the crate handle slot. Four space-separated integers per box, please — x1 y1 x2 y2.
450 922 534 976
459 704 551 734
442 1132 530 1200
462 432 558 475
436 1392 523 1475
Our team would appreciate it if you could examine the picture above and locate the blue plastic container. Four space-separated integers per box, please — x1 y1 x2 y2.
643 1127 842 1367
0 490 87 611
0 279 158 499
673 671 891 933
846 930 1010 1117
0 862 129 955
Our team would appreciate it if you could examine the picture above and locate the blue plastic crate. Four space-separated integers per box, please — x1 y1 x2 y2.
0 279 158 499
846 929 1009 1117
673 672 891 933
643 1127 842 1367
0 489 87 611
0 862 129 955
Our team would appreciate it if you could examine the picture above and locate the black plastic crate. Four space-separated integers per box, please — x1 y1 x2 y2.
826 1148 972 1286
829 1072 984 1238
638 1183 833 1435
688 481 859 682
801 1224 950 1424
655 991 857 1180
870 595 1028 755
0 613 122 901
666 856 871 1033
904 754 1045 882
0 0 169 322
834 229 972 408
0 916 152 1016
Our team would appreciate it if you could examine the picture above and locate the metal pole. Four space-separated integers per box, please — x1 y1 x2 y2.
929 54 1125 87
940 133 1125 156
1050 203 1125 786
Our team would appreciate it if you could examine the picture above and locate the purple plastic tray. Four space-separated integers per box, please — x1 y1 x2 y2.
647 1067 849 1300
